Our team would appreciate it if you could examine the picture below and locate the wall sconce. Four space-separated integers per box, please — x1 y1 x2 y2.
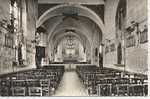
143 25 147 32
126 21 140 34
0 19 12 31
131 21 139 27
101 43 105 46
31 31 41 44
126 26 134 33
105 39 111 43
1 19 16 34
31 39 36 43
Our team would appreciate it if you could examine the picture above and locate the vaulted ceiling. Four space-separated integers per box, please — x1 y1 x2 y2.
37 0 105 50
38 0 105 5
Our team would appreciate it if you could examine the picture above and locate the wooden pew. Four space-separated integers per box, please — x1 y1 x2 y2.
0 65 65 96
11 80 26 96
76 65 148 96
0 79 11 96
96 84 112 96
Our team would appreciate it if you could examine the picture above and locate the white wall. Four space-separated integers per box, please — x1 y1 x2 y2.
103 0 148 74
0 0 37 74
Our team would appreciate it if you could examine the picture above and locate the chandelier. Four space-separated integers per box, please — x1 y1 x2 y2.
66 34 75 49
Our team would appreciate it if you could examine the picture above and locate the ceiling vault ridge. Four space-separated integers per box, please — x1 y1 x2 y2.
37 4 106 34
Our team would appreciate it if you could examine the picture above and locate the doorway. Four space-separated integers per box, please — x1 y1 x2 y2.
117 43 122 64
35 46 45 68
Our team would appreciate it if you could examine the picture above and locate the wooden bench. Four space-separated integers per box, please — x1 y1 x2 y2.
0 65 65 96
76 66 148 96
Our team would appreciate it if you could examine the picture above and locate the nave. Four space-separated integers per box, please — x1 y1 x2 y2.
0 0 148 97
53 71 88 96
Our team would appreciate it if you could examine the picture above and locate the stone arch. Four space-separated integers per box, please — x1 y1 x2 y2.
49 28 91 55
37 4 105 34
115 0 127 27
47 28 92 62
49 26 92 47
53 32 85 48
104 0 120 39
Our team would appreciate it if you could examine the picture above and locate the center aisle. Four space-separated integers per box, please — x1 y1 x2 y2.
53 71 88 96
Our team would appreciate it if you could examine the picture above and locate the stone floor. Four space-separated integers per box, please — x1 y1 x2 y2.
53 71 88 96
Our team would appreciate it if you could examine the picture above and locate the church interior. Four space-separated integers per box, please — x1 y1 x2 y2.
0 0 148 96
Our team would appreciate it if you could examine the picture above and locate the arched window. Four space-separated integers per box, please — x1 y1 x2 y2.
116 0 126 31
115 0 127 65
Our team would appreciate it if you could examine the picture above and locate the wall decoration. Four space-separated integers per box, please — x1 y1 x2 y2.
140 25 148 44
110 43 115 52
126 35 136 48
4 33 14 48
26 40 33 53
0 30 3 46
105 46 109 54
95 48 98 56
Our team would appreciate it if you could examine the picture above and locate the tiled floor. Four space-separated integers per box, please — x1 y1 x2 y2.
53 71 88 96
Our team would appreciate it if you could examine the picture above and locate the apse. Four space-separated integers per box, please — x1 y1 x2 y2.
53 32 87 63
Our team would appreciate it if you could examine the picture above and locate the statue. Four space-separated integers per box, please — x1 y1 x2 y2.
17 30 26 66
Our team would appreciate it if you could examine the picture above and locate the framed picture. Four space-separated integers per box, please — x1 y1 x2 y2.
0 30 3 46
110 43 115 52
126 35 136 48
26 40 33 53
4 33 14 48
140 26 148 44
105 46 109 54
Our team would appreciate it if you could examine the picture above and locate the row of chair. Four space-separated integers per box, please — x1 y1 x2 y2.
49 62 90 64
0 65 65 96
76 65 148 96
